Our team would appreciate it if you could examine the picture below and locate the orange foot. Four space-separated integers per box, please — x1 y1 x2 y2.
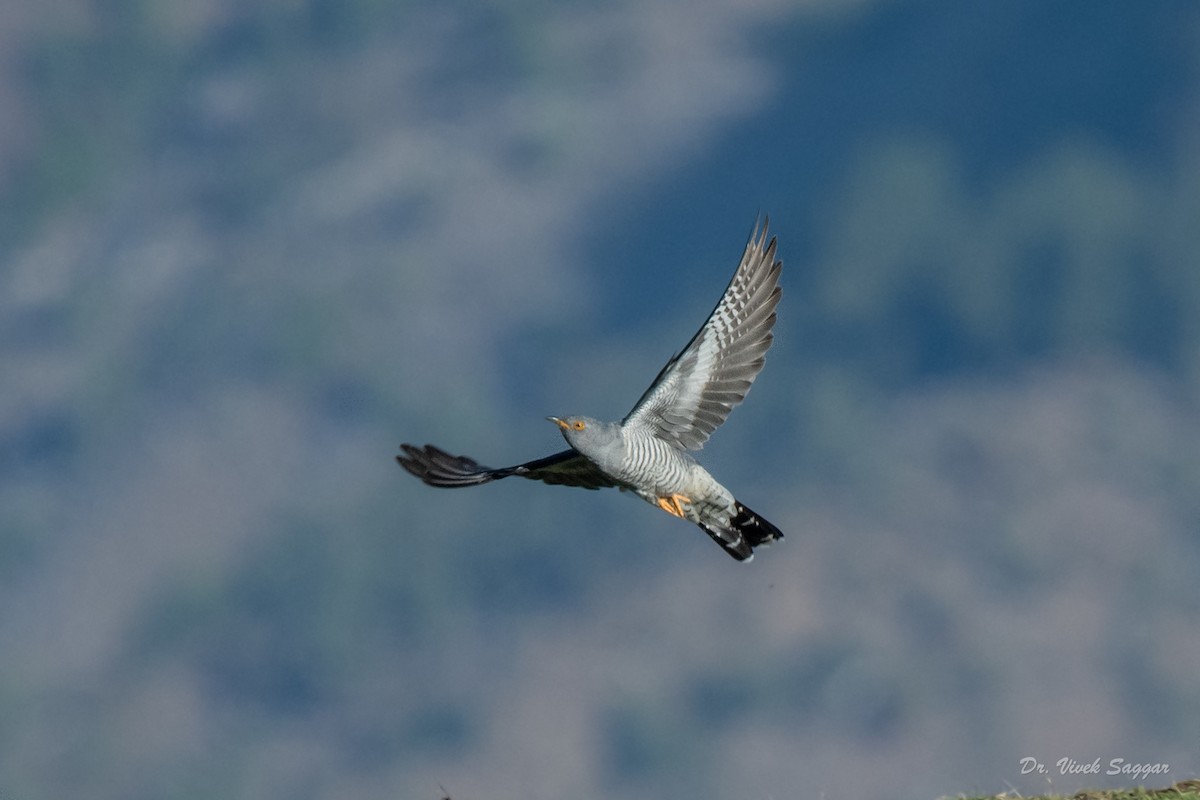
656 493 692 519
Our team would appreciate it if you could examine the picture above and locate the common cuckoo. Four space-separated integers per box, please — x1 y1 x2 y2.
398 219 783 561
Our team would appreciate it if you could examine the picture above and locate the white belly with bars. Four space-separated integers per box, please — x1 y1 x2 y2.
615 432 736 526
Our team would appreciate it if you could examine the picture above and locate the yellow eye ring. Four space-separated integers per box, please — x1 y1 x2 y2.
573 420 586 430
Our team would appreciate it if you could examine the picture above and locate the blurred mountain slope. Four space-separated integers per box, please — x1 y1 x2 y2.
1 2 1199 799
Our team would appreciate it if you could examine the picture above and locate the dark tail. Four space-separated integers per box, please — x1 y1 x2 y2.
700 501 784 562
733 501 783 549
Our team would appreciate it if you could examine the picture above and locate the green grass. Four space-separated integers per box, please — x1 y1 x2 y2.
953 779 1200 800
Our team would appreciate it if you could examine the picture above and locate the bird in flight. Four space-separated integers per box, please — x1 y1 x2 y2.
398 219 783 561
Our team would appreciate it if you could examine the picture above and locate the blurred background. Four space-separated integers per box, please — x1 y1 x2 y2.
2 1 1199 798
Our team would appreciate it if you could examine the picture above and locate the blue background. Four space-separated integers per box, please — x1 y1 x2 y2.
1 1 1198 798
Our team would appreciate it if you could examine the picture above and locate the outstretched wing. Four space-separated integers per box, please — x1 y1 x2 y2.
397 444 621 490
622 218 782 451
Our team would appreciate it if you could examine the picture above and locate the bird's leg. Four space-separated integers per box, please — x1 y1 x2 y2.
656 493 691 519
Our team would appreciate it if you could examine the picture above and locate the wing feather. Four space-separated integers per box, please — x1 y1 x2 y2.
397 444 620 490
622 218 782 450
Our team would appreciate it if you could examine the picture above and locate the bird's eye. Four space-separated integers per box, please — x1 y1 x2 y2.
573 420 586 430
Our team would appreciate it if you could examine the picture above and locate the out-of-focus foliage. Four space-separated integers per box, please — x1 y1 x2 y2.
1 1 1198 799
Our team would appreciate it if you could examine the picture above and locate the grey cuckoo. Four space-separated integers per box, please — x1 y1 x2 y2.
397 219 783 561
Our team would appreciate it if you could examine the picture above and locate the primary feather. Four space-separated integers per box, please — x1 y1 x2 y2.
621 219 781 450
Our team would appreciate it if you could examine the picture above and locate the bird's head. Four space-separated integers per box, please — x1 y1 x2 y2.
547 415 614 453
